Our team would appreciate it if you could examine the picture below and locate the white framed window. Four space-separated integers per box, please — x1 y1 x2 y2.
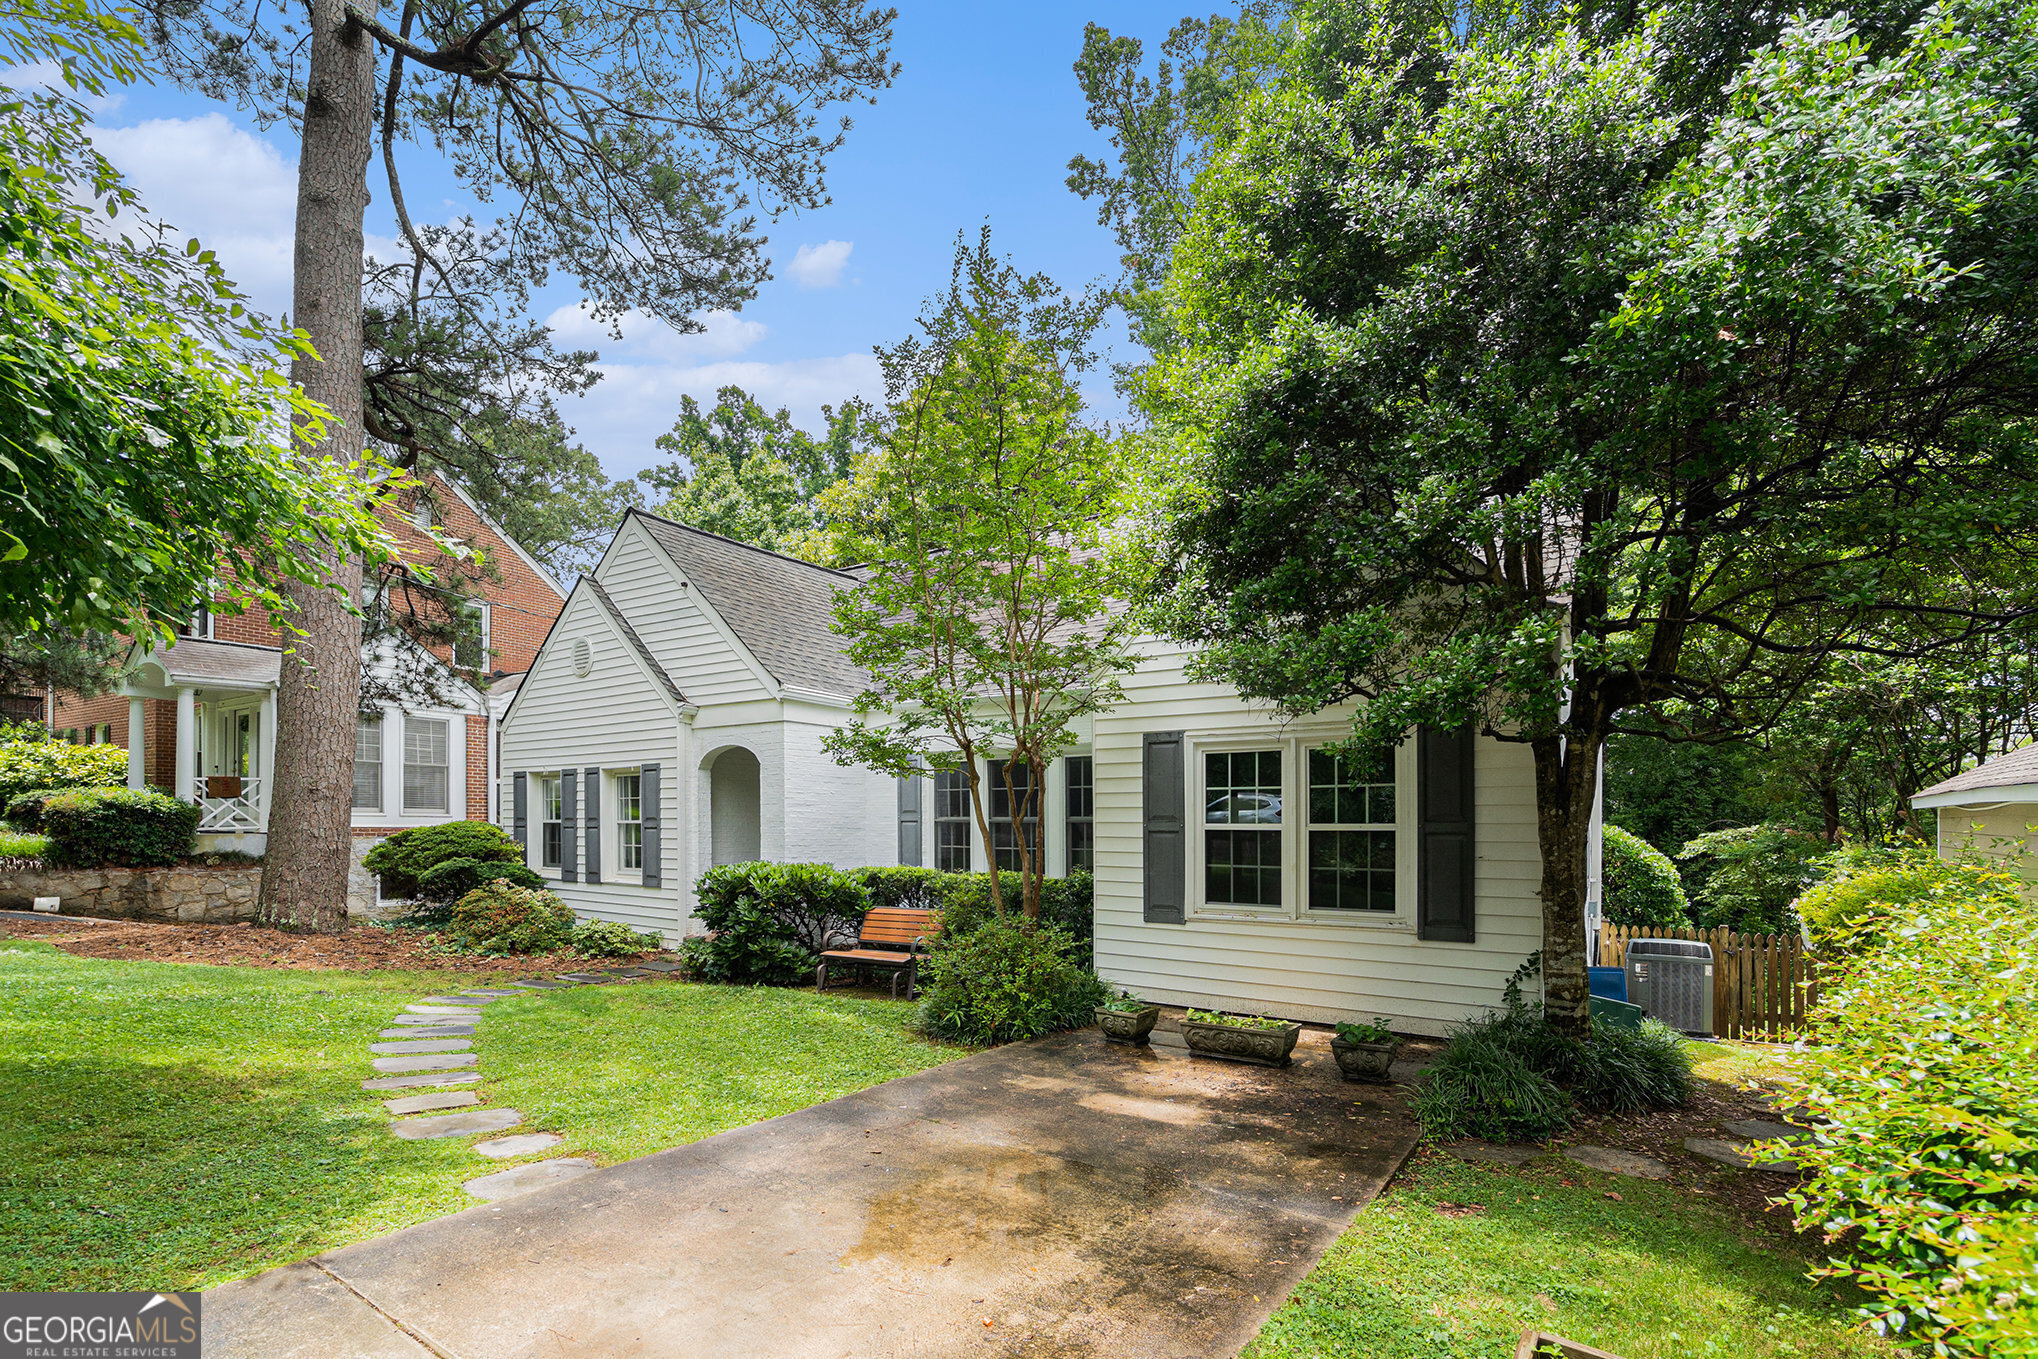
353 714 383 811
174 602 213 639
402 716 450 813
1189 733 1413 923
614 771 643 873
933 768 972 872
454 601 490 671
536 773 562 868
989 760 1040 873
1065 755 1094 872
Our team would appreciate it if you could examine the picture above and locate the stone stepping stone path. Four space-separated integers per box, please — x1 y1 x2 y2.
1723 1118 1812 1144
1562 1145 1671 1179
1685 1136 1802 1173
358 970 673 1205
1449 1141 1544 1167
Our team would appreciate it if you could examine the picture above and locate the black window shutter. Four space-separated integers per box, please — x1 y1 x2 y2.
1417 724 1477 942
560 769 579 883
640 763 661 887
1143 731 1186 924
897 759 923 866
583 766 601 884
511 771 528 852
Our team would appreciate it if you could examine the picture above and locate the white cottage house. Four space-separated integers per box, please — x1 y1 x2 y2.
497 508 1599 1034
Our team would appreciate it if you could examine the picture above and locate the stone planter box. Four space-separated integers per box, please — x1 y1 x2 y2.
1095 1004 1160 1044
0 864 262 923
1180 1016 1302 1067
1330 1037 1400 1083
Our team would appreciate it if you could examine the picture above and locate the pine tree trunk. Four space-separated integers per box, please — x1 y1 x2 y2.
1532 728 1604 1040
256 0 377 933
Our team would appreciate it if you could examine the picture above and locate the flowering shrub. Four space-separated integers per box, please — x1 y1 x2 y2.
447 881 575 954
1783 860 2038 1355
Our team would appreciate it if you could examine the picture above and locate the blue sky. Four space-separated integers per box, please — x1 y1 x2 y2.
75 3 1190 479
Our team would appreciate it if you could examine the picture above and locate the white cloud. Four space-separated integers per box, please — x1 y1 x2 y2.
786 239 853 289
543 303 768 362
562 352 882 476
89 113 297 316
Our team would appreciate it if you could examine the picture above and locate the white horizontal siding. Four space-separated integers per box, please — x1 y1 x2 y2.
1092 640 1550 1036
594 520 770 706
498 589 683 939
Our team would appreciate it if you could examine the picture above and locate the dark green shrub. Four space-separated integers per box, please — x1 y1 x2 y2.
447 881 574 953
40 788 199 867
1411 1034 1574 1143
916 917 1107 1045
5 786 81 832
1601 824 1690 927
902 869 1095 964
415 857 546 906
363 821 523 899
855 866 947 911
1678 823 1826 934
571 918 664 957
690 861 870 984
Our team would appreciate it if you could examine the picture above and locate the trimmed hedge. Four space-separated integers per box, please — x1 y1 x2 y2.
415 857 546 905
0 733 125 809
1601 824 1689 927
1783 859 2037 1355
363 821 523 899
40 788 199 868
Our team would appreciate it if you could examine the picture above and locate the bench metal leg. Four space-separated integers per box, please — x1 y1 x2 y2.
815 961 828 994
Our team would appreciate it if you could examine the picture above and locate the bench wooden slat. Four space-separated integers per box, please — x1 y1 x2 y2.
815 907 942 1001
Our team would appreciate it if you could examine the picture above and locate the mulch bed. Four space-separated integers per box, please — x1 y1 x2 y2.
0 912 671 974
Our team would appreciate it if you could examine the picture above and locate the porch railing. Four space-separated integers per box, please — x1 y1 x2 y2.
191 774 264 833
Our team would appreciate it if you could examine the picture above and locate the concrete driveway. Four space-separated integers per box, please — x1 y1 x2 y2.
206 1022 1419 1359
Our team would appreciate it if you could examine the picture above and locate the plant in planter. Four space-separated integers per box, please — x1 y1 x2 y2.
1180 1007 1303 1067
1330 1018 1402 1083
1094 992 1161 1045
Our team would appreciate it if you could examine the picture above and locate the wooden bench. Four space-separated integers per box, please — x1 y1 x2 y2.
816 907 942 1000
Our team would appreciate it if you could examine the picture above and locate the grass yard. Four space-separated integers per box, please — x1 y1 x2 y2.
0 941 955 1292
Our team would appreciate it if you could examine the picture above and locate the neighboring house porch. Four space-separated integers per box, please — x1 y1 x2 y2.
118 636 280 852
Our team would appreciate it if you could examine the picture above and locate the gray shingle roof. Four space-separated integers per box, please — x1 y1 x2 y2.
1916 743 2038 799
584 576 686 706
632 511 868 699
144 637 282 687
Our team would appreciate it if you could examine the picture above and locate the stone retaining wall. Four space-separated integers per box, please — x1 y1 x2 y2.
0 864 262 923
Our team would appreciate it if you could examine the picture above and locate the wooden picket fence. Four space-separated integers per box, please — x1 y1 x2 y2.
1597 923 1819 1041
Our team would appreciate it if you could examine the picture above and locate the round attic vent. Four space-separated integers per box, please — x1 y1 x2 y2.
572 638 593 678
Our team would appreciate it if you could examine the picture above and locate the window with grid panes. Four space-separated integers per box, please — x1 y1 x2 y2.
537 774 562 868
1064 756 1094 871
933 768 972 871
1204 749 1283 907
402 716 449 812
615 772 643 871
989 761 1040 872
353 715 382 810
1307 746 1397 911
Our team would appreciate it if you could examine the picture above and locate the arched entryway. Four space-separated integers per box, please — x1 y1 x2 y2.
708 746 762 866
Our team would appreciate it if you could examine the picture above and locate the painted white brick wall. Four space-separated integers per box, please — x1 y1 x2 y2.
782 718 895 868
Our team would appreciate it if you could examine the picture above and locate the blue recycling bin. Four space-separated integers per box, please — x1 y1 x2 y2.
1588 966 1628 1003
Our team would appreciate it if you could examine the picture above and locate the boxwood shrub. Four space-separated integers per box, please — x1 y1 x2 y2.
363 821 523 899
40 788 200 868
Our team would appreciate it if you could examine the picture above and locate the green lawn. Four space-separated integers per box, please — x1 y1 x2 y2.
0 941 955 1291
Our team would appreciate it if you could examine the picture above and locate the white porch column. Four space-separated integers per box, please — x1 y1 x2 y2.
126 697 145 790
258 687 278 828
174 688 196 800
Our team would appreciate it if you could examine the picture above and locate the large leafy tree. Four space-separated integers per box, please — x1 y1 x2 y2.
136 0 898 927
1140 0 2038 1034
822 232 1136 922
0 3 389 655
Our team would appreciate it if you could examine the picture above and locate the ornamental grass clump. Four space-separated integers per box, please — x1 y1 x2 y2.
1781 860 2038 1356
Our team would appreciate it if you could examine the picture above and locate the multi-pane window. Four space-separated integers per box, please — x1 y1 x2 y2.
538 774 563 868
989 761 1040 873
1205 750 1283 907
933 768 972 872
353 715 382 810
453 602 490 671
1065 756 1094 872
1307 747 1397 912
615 772 643 872
402 716 450 813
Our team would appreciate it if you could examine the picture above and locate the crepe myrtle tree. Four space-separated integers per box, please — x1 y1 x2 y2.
137 0 898 929
821 231 1140 923
1142 0 2038 1035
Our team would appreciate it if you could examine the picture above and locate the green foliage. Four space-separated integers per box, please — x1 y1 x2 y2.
0 828 48 860
1335 1018 1395 1044
413 857 546 907
1412 1008 1693 1143
0 735 125 810
1099 994 1151 1014
916 918 1107 1046
568 918 664 958
1605 730 1774 854
1678 824 1826 934
690 862 871 985
820 228 1137 923
362 822 523 900
1186 1008 1290 1030
1782 860 2038 1355
1601 825 1691 927
39 788 198 868
1795 843 1952 950
446 881 575 954
0 79 392 641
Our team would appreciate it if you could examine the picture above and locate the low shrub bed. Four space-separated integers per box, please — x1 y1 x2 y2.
916 919 1105 1045
362 822 524 902
39 789 199 868
434 880 663 958
0 723 125 808
1782 854 2037 1356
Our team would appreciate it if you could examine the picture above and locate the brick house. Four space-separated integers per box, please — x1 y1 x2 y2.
46 474 568 913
